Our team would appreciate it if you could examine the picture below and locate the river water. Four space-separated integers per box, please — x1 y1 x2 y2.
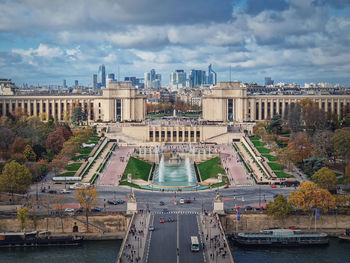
0 240 121 263
0 238 348 263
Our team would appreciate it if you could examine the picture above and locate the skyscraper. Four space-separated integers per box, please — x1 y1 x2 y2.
144 69 161 89
108 73 115 81
62 79 67 89
93 74 98 89
207 64 217 85
75 80 78 87
98 64 106 88
265 77 274 86
189 69 206 88
170 70 186 88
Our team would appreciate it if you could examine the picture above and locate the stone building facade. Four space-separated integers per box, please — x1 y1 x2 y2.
0 81 146 123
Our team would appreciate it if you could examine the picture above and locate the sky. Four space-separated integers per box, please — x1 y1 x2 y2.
1 0 350 86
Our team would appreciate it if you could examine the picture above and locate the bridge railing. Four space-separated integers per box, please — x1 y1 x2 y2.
116 213 135 263
216 213 235 263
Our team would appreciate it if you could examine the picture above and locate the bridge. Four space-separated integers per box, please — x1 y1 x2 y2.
116 194 234 263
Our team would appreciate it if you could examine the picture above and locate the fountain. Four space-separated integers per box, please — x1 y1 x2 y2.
143 146 146 159
208 147 211 158
158 155 165 182
185 157 193 183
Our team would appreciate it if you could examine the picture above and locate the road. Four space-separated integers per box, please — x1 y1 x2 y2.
27 182 296 214
147 213 204 263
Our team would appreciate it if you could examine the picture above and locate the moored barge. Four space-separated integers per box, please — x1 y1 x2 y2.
233 229 329 247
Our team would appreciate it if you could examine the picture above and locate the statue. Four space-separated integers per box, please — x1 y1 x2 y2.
128 192 136 202
214 191 222 202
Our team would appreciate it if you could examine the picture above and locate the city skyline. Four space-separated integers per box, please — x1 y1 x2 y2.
1 0 350 86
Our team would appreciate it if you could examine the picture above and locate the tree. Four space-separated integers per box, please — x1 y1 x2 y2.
0 161 32 194
57 126 72 141
75 186 98 232
312 167 338 190
10 136 25 154
331 129 350 162
310 130 334 159
17 207 29 231
267 194 293 223
53 194 67 232
276 147 295 170
46 129 65 154
0 127 15 155
299 99 327 132
288 133 312 164
268 114 282 134
23 144 37 161
289 182 335 213
49 156 68 176
342 113 350 127
303 157 325 177
285 102 302 132
72 107 86 125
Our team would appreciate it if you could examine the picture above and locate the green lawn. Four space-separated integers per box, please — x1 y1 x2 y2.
252 141 266 147
268 162 284 171
79 147 93 155
249 136 261 141
123 157 152 181
197 157 226 181
274 171 294 178
182 114 201 118
119 181 142 189
72 154 89 161
66 163 83 171
56 171 76 177
257 147 271 154
147 114 171 118
88 136 100 143
262 154 277 161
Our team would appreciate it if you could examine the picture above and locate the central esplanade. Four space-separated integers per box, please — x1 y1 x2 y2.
1 81 350 143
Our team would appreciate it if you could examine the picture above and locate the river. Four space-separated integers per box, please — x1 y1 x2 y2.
0 240 121 263
0 238 348 263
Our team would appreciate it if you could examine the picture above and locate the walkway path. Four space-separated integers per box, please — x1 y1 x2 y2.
99 147 135 186
82 142 113 183
199 213 234 263
217 145 253 186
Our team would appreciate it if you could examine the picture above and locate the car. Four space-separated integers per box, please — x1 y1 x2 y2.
288 226 297 230
159 201 165 206
60 189 72 194
91 207 102 212
48 190 57 194
270 184 277 188
168 217 175 222
162 208 169 213
185 199 191 204
76 207 83 213
117 199 125 204
224 184 229 189
148 225 155 231
179 198 185 204
64 208 74 213
159 217 165 223
107 200 119 205
244 206 253 211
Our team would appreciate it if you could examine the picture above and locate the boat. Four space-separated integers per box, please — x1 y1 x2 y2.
0 231 83 248
338 229 350 242
233 229 329 247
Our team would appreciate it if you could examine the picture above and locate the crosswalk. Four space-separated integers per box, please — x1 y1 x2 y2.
151 211 200 215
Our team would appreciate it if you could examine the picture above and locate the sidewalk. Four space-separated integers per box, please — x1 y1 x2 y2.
120 212 150 263
199 213 234 263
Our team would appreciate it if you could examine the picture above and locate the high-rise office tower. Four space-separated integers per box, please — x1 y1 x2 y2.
265 77 274 86
108 73 115 81
189 70 206 88
170 70 186 88
144 69 161 89
62 79 67 89
75 80 78 87
98 64 106 88
207 64 217 85
93 74 98 89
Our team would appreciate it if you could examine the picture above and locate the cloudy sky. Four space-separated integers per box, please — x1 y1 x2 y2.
1 0 350 86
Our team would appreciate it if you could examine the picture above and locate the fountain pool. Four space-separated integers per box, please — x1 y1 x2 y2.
153 157 197 187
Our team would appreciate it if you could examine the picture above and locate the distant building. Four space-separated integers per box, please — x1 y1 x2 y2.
170 70 186 89
189 70 206 88
0 79 16 96
93 74 98 89
124 77 144 89
62 79 67 89
108 73 115 81
74 80 79 87
144 69 161 89
265 77 274 86
98 64 106 88
207 64 217 85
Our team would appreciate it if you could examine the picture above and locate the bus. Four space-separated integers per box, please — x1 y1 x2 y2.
190 236 200 252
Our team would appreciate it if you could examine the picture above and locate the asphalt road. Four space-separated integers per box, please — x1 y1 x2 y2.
147 213 204 263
